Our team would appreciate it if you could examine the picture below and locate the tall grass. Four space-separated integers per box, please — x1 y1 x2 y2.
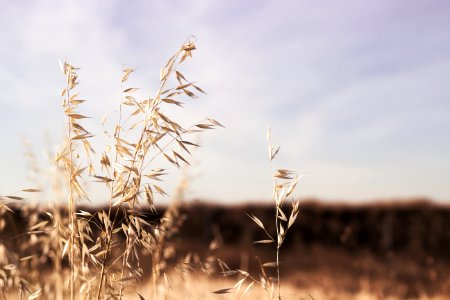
215 127 300 299
0 39 302 300
55 40 222 299
0 39 222 299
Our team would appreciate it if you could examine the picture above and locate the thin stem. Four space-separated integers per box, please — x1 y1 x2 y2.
53 205 64 300
97 70 127 300
269 134 281 300
275 198 281 300
276 246 280 300
65 69 76 300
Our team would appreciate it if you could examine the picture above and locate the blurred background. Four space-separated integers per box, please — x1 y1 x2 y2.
0 0 449 299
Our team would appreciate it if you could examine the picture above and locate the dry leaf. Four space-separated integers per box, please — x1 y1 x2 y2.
213 288 233 294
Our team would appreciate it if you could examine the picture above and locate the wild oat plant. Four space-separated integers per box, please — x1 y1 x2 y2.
216 128 300 300
0 39 301 300
59 40 224 300
0 40 223 300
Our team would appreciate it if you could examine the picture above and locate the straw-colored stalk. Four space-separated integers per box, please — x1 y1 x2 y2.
51 40 221 300
216 128 300 299
57 61 95 299
266 126 300 299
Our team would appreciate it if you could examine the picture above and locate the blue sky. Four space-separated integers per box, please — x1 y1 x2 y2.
1 0 449 203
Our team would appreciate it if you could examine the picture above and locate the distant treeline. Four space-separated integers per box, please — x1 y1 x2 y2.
4 199 450 262
161 199 450 262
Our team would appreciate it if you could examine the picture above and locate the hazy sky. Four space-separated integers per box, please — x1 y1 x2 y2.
1 0 449 203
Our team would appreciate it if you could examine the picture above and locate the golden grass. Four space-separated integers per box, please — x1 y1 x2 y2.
1 38 446 300
5 38 417 300
213 129 301 299
0 39 228 299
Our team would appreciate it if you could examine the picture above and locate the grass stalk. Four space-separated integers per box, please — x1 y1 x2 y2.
64 67 76 300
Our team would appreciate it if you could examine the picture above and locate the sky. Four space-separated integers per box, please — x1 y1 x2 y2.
1 0 449 204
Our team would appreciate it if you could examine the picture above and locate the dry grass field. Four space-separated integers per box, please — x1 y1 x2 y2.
1 201 449 299
1 40 449 299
